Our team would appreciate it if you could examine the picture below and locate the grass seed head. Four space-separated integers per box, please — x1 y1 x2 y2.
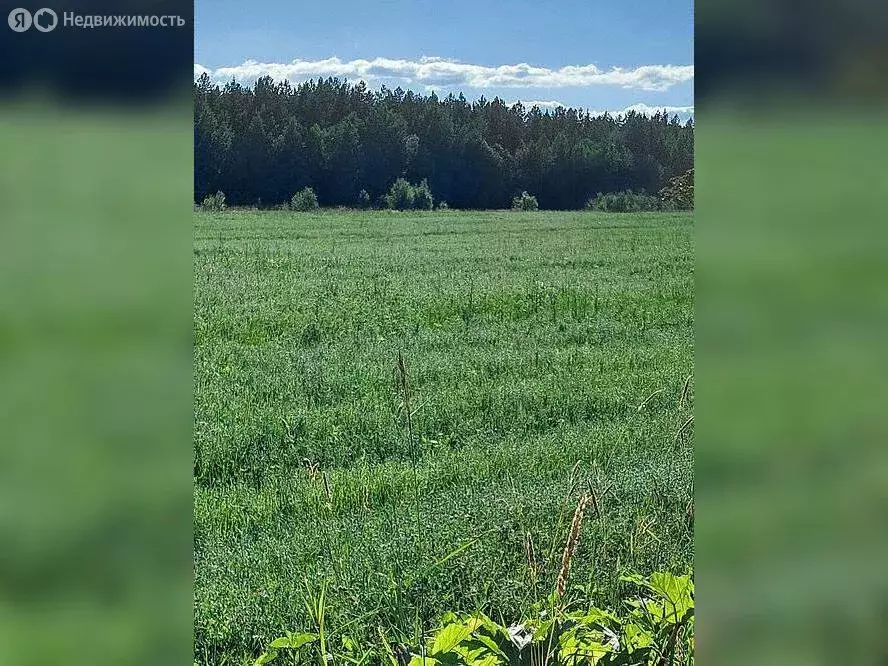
556 493 592 598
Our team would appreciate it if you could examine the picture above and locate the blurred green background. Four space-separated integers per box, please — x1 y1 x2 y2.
697 112 888 665
697 0 888 664
1 2 193 663
0 99 193 664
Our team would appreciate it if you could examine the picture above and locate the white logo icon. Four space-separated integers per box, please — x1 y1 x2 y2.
33 7 57 32
8 8 32 31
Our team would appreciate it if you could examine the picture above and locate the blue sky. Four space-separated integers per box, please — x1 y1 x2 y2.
195 0 693 117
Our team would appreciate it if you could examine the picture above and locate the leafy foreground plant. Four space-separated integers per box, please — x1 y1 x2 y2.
252 570 693 666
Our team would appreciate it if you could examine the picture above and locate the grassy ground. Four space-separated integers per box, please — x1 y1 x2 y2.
193 210 694 664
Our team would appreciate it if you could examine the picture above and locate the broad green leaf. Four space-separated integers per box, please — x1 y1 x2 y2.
253 650 278 665
473 635 508 660
473 613 499 631
530 619 554 641
440 612 460 625
341 635 357 654
269 632 319 650
618 573 647 587
622 623 653 651
647 572 694 622
559 627 613 666
408 656 440 666
431 622 474 655
465 655 499 666
432 653 461 666
455 643 489 663
573 607 621 628
628 597 666 623
464 616 484 633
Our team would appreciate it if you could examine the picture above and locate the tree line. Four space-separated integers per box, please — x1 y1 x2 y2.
194 74 694 210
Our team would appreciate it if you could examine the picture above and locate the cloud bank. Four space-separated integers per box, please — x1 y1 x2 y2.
194 56 693 92
509 100 694 117
512 100 569 110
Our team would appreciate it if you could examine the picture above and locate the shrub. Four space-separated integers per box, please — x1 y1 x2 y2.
357 189 371 209
658 168 694 210
200 191 226 212
437 201 449 210
385 178 416 210
291 187 319 211
382 178 437 210
413 179 434 210
511 191 539 211
585 190 661 212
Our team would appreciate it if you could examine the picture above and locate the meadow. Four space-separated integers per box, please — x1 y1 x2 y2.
193 210 694 664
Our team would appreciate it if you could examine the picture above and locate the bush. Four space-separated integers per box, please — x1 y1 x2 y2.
437 201 449 210
385 178 416 210
200 191 226 212
382 178 437 210
658 168 694 210
511 191 539 211
413 179 434 210
357 189 371 209
291 187 319 211
585 190 661 212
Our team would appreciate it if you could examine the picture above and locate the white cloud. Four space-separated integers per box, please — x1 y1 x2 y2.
194 57 693 92
512 99 567 110
615 103 695 116
510 100 694 117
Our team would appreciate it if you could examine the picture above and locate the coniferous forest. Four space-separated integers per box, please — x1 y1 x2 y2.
194 73 694 209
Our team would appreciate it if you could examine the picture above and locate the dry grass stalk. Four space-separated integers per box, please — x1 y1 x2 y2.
566 461 584 499
322 471 333 503
675 414 694 440
637 387 666 412
302 458 319 483
584 479 606 520
569 461 582 485
555 492 592 598
679 374 693 410
523 531 538 587
588 486 601 521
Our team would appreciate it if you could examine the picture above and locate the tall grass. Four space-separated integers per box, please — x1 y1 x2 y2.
193 210 694 664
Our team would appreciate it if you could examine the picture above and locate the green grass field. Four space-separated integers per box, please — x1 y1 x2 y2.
193 210 694 664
